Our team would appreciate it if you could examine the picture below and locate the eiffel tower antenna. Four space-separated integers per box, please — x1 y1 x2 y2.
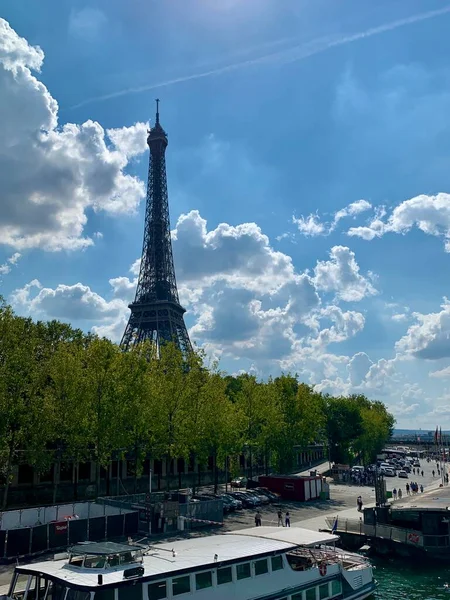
120 100 192 356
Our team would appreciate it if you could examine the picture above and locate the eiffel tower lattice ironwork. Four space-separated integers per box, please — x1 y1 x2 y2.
120 100 192 356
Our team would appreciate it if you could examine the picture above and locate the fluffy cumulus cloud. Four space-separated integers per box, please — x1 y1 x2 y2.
10 210 378 382
396 298 450 360
348 193 450 250
0 252 21 276
293 199 372 237
11 279 126 322
0 19 147 252
313 246 377 302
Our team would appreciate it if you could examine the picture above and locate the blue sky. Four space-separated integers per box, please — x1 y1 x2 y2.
2 0 450 428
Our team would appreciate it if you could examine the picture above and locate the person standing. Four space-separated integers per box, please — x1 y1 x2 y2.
255 511 262 527
393 488 397 500
285 511 290 527
420 484 424 493
277 509 283 527
398 488 402 500
357 496 363 511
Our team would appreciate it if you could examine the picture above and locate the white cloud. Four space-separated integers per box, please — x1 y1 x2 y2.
333 199 372 224
293 199 372 237
348 193 450 251
347 352 373 386
11 280 126 322
430 366 450 379
0 252 21 275
396 298 450 360
313 245 377 302
293 214 327 237
0 18 147 252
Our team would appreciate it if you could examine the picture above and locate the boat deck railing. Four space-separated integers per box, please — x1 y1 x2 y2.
288 546 368 570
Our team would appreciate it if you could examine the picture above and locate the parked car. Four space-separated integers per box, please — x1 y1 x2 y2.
398 470 408 478
255 487 280 502
244 490 268 505
413 461 420 467
228 492 258 508
222 494 243 510
382 467 396 477
230 476 247 488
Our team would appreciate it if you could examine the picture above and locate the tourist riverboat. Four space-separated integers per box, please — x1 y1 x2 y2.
1 527 376 600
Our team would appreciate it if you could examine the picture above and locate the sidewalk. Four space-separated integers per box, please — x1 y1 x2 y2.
295 461 330 477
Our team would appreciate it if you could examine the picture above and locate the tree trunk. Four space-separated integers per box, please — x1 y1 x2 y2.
1 436 15 510
166 454 171 491
52 457 60 505
106 462 111 496
249 447 253 481
73 462 79 501
96 460 101 498
213 452 218 494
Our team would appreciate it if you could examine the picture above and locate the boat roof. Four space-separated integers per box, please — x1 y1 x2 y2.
69 542 143 556
16 527 339 588
231 526 339 547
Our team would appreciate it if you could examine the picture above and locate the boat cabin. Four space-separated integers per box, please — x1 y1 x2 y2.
3 529 375 600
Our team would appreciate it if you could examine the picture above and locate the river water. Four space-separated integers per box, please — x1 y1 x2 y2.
374 557 450 599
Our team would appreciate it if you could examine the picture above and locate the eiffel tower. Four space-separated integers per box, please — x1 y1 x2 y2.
120 100 192 356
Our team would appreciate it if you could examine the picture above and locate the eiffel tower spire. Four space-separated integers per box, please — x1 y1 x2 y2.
120 100 192 356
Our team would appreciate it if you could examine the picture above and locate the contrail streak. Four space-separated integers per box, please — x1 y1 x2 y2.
69 5 450 110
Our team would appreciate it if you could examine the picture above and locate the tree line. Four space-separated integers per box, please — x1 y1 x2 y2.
0 301 395 509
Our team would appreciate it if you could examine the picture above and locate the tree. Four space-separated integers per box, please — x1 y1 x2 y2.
325 396 364 464
84 338 122 496
0 304 54 508
45 340 92 501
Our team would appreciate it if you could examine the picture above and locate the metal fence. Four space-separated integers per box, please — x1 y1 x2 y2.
0 502 138 561
325 517 425 547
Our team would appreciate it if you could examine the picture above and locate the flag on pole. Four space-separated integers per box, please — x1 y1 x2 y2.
331 516 338 533
435 426 439 444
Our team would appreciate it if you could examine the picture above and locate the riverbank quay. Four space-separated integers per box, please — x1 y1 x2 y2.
315 477 450 561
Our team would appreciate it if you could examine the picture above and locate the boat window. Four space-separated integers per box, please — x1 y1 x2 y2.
217 567 232 585
236 563 251 580
84 556 106 569
305 588 316 600
330 580 342 596
95 589 115 600
195 571 212 590
107 555 120 568
120 553 134 565
271 556 283 571
254 559 268 576
319 583 329 599
46 582 68 600
66 590 91 600
147 581 166 599
68 557 84 567
118 583 142 600
10 574 29 600
172 576 190 596
25 576 46 600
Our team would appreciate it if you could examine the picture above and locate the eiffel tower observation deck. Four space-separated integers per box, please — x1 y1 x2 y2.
120 100 192 356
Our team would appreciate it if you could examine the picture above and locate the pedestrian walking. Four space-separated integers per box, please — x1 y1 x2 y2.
255 511 262 527
285 512 290 527
277 509 283 527
420 484 424 493
398 488 402 500
357 495 363 511
421 470 424 477
413 468 416 475
432 470 435 477
393 488 397 500
406 483 410 496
